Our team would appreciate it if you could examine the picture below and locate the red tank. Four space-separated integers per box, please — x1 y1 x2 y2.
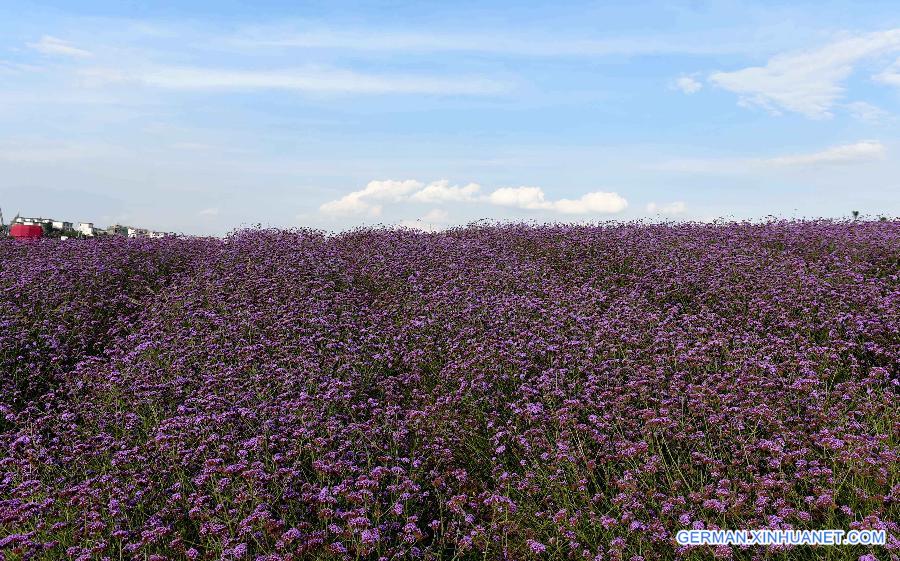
9 224 44 240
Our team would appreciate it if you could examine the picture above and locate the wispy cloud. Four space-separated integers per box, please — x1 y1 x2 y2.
672 76 702 94
27 35 93 58
319 179 628 217
198 207 220 216
844 101 890 123
709 29 900 118
766 140 885 166
657 141 887 173
172 142 216 151
0 141 115 163
646 201 686 215
0 60 43 74
235 27 763 57
875 57 900 87
80 65 510 95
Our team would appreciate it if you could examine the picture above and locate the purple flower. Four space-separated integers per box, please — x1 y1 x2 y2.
1 221 897 560
360 529 380 544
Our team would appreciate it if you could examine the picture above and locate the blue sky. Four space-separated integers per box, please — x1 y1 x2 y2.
1 0 898 234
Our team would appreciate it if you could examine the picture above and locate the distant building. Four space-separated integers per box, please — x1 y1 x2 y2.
12 217 57 236
10 224 43 240
12 216 45 226
76 222 98 236
14 217 73 230
107 224 129 236
7 214 172 240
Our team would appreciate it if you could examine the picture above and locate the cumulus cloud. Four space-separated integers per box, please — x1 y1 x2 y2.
319 196 379 217
356 179 424 200
27 36 92 58
320 180 628 217
199 207 220 216
488 186 628 214
319 179 423 216
553 192 629 214
673 76 703 94
709 29 900 118
408 180 481 203
487 186 549 210
646 201 686 215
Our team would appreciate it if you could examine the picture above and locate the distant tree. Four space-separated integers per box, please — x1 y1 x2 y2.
851 210 860 220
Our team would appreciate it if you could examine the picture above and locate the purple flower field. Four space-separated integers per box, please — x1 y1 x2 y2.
1 221 898 560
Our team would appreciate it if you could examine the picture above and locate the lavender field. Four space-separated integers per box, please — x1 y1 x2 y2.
1 221 898 560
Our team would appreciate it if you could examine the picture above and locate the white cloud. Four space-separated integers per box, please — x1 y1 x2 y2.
709 29 900 118
487 186 628 214
320 196 380 217
487 186 550 210
874 57 900 87
199 207 219 216
320 180 628 218
319 179 478 216
319 179 423 216
551 191 629 214
844 101 890 123
235 26 793 58
765 140 885 166
398 208 451 231
673 76 703 94
27 36 92 58
0 60 43 74
408 180 481 203
319 179 422 216
0 141 114 162
173 142 216 151
646 201 687 215
357 179 424 200
81 65 509 96
421 208 449 223
656 141 887 174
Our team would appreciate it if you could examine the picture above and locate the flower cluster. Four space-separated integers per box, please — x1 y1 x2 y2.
1 221 898 560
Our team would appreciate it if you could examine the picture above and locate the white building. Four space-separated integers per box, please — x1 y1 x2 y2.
76 222 97 236
13 216 44 226
12 215 172 239
14 217 74 230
